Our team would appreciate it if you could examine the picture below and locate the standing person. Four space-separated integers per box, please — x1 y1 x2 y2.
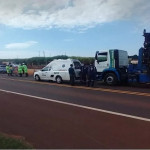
80 64 87 85
9 64 13 76
68 64 75 86
23 63 28 77
87 64 97 87
22 63 25 74
18 64 23 77
80 64 84 83
6 64 10 76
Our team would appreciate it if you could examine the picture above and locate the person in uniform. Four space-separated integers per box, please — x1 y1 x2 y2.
6 64 10 76
18 64 23 77
87 64 97 87
68 64 75 86
9 64 13 76
23 63 28 77
80 64 88 85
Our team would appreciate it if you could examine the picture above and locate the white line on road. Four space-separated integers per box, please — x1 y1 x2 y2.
0 88 150 122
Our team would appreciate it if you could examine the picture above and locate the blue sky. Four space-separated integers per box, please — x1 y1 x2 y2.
0 0 150 59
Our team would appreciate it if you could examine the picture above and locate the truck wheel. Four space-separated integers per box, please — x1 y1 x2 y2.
35 75 40 81
56 76 62 84
104 73 117 86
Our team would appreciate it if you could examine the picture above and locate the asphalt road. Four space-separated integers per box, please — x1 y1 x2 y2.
0 74 150 148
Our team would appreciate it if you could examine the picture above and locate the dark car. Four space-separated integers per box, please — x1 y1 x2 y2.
0 65 7 73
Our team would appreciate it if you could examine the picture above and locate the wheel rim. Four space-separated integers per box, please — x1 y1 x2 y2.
57 77 61 83
35 75 39 80
106 76 114 84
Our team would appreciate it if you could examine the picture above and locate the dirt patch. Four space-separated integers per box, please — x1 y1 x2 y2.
28 69 36 76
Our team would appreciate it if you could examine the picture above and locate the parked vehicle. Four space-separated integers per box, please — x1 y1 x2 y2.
34 59 81 83
95 49 128 85
128 29 150 83
0 65 7 74
95 29 150 85
33 29 150 86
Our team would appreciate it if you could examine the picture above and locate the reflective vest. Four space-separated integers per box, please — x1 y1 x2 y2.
18 65 23 74
23 65 28 73
6 66 10 73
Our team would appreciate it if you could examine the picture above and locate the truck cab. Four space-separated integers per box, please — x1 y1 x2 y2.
95 49 128 85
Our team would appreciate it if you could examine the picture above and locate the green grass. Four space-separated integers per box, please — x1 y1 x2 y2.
0 133 33 149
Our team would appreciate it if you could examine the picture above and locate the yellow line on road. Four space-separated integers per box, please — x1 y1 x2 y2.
1 77 150 97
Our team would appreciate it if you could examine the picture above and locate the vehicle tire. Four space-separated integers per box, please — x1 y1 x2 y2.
104 73 117 86
35 75 40 81
56 76 62 84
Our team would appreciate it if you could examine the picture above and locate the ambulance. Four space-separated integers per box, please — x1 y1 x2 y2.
34 59 81 83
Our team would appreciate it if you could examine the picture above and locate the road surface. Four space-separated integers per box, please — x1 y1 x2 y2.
0 75 150 148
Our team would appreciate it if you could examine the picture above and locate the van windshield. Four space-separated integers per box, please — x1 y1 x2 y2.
73 62 81 69
42 67 49 71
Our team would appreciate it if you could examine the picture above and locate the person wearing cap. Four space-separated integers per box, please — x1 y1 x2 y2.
68 64 75 86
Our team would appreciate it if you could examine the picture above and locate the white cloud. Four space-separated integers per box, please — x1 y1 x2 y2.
5 41 38 49
0 0 149 29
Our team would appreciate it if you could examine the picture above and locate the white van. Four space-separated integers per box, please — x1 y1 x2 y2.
34 59 81 83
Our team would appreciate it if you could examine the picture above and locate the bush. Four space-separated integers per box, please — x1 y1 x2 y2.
0 133 33 149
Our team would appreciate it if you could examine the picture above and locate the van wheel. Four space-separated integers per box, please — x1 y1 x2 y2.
56 76 62 84
35 75 40 81
104 73 117 86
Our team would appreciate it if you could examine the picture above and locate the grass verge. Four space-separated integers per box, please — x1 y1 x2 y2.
0 133 33 149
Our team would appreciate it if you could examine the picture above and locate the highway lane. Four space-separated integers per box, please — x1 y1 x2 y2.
0 91 150 148
0 75 150 148
0 75 150 119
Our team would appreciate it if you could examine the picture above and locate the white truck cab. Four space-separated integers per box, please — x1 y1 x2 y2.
95 49 128 85
34 59 81 83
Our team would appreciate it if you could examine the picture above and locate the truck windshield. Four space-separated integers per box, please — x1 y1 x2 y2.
73 62 81 69
97 52 108 62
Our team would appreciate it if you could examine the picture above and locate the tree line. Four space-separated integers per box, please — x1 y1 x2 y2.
0 55 95 66
0 54 138 67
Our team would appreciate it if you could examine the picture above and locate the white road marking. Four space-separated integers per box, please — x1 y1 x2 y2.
0 88 150 122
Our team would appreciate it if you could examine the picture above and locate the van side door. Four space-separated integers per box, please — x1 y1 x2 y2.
45 68 54 80
40 67 50 80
